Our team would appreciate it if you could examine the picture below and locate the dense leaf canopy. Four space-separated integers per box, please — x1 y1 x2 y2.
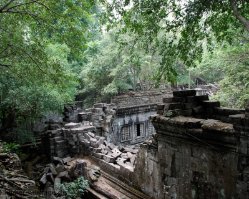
103 0 249 81
0 0 96 135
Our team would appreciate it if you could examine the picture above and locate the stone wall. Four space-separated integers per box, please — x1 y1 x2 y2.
79 103 117 141
65 102 156 145
42 90 249 199
131 90 249 199
112 104 157 145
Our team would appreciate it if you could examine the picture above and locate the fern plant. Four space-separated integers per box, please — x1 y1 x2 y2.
58 176 89 199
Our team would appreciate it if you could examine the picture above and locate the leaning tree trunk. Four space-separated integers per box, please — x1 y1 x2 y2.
230 0 249 33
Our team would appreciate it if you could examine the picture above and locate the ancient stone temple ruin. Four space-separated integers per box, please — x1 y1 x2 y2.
41 90 249 199
62 90 170 145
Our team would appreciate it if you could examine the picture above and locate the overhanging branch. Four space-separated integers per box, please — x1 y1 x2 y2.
230 0 249 33
0 0 15 12
0 63 11 67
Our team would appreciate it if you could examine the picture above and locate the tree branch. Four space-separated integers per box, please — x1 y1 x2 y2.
0 45 10 56
0 0 16 12
230 0 249 33
0 63 11 67
5 0 39 11
1 10 43 21
17 47 47 74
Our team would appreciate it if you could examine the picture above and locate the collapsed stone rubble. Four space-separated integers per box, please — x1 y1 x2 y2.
0 142 39 198
42 120 139 173
63 102 117 140
39 155 103 198
40 90 249 199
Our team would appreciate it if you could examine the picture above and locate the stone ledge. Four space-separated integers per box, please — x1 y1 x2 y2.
151 115 204 129
214 107 245 116
173 90 196 97
201 119 235 134
151 115 239 149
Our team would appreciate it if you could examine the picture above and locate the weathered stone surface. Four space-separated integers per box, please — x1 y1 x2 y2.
88 165 101 182
40 173 47 185
57 171 70 181
93 148 101 153
62 157 72 164
88 132 95 138
93 153 103 159
54 177 61 194
192 106 204 114
163 97 173 103
80 139 90 147
120 162 134 172
202 100 220 108
164 116 204 129
64 122 81 129
124 147 138 154
107 143 116 150
173 90 196 97
71 126 96 134
111 148 122 158
116 157 126 166
90 138 97 145
84 133 91 141
73 160 87 177
94 103 106 108
164 103 184 110
55 164 65 174
157 104 165 110
96 137 105 146
201 119 235 133
214 107 245 116
48 163 57 176
196 95 209 101
52 157 63 165
46 173 54 183
103 155 115 163
130 155 136 165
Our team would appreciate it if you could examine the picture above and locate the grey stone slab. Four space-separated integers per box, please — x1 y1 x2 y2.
103 155 115 163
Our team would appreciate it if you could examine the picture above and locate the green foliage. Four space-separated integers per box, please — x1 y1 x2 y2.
2 142 20 154
193 41 249 108
190 47 226 83
0 1 99 134
103 0 249 82
0 0 96 64
0 43 78 133
80 27 163 105
58 176 89 199
164 111 173 117
213 44 249 108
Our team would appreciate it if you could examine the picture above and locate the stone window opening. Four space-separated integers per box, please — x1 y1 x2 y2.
136 123 144 137
136 124 141 137
121 125 131 142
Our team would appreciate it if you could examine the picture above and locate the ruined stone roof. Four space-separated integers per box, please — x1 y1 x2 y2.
111 90 172 108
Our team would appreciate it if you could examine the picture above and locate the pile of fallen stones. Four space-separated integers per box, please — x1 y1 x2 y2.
0 142 39 198
44 121 139 172
80 132 138 171
82 103 116 136
42 121 96 158
39 156 101 198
